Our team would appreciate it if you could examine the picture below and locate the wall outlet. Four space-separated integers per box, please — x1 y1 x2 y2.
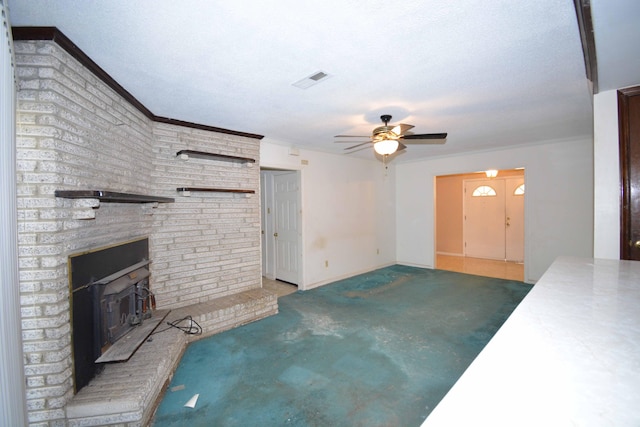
377 248 380 255
325 260 329 267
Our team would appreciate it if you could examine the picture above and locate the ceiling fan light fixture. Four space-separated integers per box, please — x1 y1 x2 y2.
373 139 399 155
335 114 447 159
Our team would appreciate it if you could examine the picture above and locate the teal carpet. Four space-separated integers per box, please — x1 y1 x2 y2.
152 265 532 427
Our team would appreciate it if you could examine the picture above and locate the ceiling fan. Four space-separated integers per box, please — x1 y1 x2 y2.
335 114 447 156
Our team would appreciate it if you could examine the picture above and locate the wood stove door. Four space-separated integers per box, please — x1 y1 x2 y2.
71 285 104 392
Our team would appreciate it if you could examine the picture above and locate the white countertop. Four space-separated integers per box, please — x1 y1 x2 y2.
422 256 640 427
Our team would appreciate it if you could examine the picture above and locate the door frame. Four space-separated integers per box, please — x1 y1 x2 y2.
618 85 640 260
260 168 303 286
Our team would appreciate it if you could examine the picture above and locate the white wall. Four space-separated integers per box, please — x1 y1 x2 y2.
396 138 594 283
593 89 621 259
261 140 396 289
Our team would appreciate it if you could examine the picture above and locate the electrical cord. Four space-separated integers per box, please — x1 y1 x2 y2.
152 315 203 336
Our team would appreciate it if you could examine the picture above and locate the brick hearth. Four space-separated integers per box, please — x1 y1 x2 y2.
66 289 277 427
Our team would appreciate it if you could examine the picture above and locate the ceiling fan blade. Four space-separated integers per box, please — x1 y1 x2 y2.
335 140 370 143
400 138 447 145
391 124 414 135
345 141 372 150
401 133 447 140
344 145 371 154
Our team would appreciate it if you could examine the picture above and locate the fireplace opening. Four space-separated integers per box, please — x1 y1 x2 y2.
69 237 153 392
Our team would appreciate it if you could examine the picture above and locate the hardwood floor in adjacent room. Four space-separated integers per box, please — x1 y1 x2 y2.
436 254 524 282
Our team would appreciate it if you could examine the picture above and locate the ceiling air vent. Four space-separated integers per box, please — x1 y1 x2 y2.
292 71 331 89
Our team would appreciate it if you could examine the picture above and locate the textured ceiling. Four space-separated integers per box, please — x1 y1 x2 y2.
7 1 639 162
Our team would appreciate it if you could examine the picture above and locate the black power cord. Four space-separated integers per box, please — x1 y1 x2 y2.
152 315 202 336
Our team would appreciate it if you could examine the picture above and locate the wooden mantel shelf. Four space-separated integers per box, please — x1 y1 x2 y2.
176 149 255 164
176 187 255 194
54 190 175 203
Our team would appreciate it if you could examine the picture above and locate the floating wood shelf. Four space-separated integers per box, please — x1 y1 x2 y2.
54 190 175 203
176 187 255 194
176 149 255 164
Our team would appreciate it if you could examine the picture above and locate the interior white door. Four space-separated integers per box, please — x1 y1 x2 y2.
260 172 273 278
464 179 506 260
505 177 525 262
274 172 300 284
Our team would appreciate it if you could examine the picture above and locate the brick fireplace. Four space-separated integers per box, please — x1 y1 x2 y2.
14 29 276 425
68 237 153 393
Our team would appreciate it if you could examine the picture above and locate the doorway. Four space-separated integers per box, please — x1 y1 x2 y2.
260 169 302 285
435 169 525 281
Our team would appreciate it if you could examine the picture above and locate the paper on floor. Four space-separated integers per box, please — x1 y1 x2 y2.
184 394 199 409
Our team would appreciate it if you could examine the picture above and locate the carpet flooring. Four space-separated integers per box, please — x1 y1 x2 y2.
152 265 532 427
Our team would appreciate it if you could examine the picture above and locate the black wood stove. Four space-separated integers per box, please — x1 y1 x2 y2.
69 237 154 392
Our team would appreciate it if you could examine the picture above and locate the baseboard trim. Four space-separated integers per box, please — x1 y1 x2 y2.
302 262 396 291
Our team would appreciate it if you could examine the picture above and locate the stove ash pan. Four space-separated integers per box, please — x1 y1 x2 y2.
99 266 152 349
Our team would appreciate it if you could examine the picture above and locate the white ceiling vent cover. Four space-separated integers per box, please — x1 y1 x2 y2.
292 71 331 89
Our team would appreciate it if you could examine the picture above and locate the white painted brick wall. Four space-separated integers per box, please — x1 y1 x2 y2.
150 123 261 309
15 40 263 426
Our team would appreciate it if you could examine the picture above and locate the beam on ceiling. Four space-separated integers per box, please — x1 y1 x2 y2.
573 0 599 94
